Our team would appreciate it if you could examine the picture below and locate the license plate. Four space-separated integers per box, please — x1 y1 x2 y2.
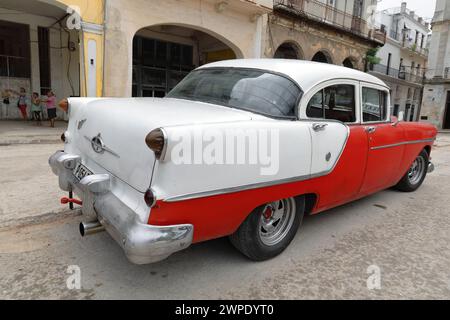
73 162 93 181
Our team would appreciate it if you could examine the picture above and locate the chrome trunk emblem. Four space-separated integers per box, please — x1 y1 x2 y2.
84 133 120 158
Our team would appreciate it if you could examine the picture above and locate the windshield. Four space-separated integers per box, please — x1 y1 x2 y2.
166 68 302 119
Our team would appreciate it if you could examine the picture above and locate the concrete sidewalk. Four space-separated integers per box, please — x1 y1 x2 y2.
0 120 67 145
0 120 77 229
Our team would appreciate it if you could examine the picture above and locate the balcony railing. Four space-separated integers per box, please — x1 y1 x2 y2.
274 0 386 43
369 63 425 85
389 29 400 41
401 40 429 56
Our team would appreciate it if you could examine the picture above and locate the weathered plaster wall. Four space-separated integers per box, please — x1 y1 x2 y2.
103 0 268 97
421 83 450 128
266 16 370 70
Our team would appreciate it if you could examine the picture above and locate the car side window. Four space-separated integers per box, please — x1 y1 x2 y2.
306 85 356 122
362 87 387 122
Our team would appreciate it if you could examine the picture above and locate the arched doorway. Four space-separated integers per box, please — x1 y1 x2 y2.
132 24 240 97
274 42 303 59
312 51 332 64
343 58 355 69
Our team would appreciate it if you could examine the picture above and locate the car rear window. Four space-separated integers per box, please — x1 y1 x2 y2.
167 68 302 119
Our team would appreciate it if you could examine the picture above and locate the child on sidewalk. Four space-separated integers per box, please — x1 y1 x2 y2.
17 87 28 120
44 90 57 128
31 92 43 126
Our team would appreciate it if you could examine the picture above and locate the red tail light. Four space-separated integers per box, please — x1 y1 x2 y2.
145 128 167 160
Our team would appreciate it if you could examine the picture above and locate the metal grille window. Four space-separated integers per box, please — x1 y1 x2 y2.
132 36 194 97
38 27 51 95
0 20 30 78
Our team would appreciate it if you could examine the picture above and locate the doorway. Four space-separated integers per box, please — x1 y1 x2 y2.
410 105 415 121
443 91 450 129
405 103 411 122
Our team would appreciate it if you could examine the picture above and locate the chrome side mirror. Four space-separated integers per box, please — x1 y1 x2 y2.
391 111 404 127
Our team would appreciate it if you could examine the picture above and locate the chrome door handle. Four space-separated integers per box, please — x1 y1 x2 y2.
312 123 328 132
365 126 377 133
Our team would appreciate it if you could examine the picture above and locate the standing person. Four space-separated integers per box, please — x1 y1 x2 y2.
17 87 28 120
45 90 57 128
31 92 43 126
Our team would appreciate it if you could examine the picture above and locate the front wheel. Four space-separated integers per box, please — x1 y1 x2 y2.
395 149 429 192
229 196 305 261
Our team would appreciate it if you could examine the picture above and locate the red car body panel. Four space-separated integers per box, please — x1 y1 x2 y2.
148 122 437 243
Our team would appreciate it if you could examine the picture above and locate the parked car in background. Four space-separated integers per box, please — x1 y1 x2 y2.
49 59 437 265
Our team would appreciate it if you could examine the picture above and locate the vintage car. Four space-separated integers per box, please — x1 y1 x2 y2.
49 59 437 265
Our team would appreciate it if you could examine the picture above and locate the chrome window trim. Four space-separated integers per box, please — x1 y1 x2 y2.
360 82 391 124
300 79 361 124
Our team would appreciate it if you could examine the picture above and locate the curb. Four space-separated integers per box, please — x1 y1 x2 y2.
0 139 62 146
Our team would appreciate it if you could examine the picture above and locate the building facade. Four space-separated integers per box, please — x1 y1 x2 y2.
421 0 450 130
369 2 430 122
103 0 272 97
1 0 390 119
266 0 386 70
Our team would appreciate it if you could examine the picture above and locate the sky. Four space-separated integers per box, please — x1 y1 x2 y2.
377 0 437 22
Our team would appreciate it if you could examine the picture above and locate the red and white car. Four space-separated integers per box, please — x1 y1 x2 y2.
49 59 437 264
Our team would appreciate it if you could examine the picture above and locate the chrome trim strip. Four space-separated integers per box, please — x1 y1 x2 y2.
163 124 351 203
370 138 435 151
164 171 324 203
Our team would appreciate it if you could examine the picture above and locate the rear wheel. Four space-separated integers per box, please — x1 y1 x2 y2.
395 149 429 192
229 196 305 261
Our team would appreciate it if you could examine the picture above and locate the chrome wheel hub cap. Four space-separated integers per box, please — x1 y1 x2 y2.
259 198 296 246
408 156 425 185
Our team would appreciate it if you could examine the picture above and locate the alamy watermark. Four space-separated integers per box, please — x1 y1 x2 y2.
66 5 82 30
66 265 81 290
170 128 280 176
366 265 381 290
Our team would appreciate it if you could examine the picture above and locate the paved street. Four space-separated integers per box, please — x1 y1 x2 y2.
0 121 71 229
0 121 449 299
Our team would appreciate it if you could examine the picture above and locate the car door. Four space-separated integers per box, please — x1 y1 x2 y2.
359 83 405 195
300 79 368 205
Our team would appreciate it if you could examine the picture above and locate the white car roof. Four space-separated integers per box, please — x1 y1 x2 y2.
198 59 388 93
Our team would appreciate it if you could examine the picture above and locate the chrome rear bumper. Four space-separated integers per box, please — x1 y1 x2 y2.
49 150 193 264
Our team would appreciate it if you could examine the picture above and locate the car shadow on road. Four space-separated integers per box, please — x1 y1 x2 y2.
60 188 402 298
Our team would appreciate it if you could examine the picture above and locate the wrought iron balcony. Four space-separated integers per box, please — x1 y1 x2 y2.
274 0 386 44
369 63 425 85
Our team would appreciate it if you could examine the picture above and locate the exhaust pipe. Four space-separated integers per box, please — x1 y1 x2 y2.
79 221 105 237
